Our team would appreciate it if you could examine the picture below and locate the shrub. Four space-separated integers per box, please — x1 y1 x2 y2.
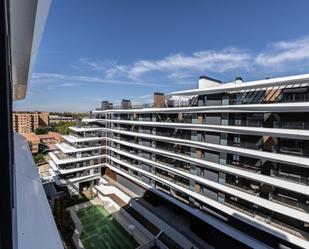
34 153 45 164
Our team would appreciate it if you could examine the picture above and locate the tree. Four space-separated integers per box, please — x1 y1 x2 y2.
35 127 48 134
34 153 45 164
52 121 77 135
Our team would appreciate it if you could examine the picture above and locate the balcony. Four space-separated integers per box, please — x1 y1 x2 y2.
155 117 193 124
228 119 264 127
156 144 191 157
155 172 190 189
224 198 309 240
49 151 104 165
271 169 309 186
156 157 191 173
57 141 104 151
56 170 101 185
156 184 171 194
270 194 309 212
278 146 304 156
226 159 261 173
225 181 261 196
52 150 70 160
63 134 104 143
229 90 308 106
173 192 190 204
273 121 308 129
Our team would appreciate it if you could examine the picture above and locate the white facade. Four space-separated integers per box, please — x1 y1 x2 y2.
79 74 309 249
49 126 105 193
47 73 309 248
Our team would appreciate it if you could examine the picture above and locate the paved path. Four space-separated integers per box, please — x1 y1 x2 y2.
68 204 87 249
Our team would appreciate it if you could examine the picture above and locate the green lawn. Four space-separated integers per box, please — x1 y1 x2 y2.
77 205 139 249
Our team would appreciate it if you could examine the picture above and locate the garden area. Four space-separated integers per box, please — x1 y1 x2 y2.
77 205 139 249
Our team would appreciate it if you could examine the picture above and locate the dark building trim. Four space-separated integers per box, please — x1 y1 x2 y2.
0 0 14 248
199 75 222 83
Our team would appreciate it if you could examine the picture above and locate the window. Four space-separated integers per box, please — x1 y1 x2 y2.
233 134 241 145
232 154 240 165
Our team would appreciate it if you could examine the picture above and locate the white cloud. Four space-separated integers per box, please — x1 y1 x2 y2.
124 94 154 105
31 73 164 87
61 83 81 87
79 57 106 70
104 47 251 80
105 64 128 78
34 36 309 89
139 94 153 99
256 36 309 67
168 71 193 80
103 37 309 81
71 57 118 72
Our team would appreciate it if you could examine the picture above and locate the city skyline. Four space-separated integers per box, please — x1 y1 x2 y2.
13 0 309 112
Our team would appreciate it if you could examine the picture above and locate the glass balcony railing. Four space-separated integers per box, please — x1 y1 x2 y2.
224 199 308 239
273 121 307 129
225 181 261 195
271 170 309 186
270 194 308 212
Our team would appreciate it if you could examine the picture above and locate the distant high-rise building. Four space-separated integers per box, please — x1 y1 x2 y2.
39 112 49 126
12 112 49 134
153 92 165 108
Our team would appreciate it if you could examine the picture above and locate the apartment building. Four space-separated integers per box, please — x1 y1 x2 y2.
50 73 309 249
49 115 74 124
13 111 49 134
23 132 64 154
48 120 106 195
52 75 309 248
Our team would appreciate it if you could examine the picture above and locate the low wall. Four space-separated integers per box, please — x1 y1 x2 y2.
94 183 198 249
67 205 87 249
131 201 197 249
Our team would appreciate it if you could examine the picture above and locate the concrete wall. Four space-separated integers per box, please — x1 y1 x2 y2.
204 150 220 164
205 114 221 125
131 201 198 249
206 94 222 106
117 174 145 197
205 132 220 144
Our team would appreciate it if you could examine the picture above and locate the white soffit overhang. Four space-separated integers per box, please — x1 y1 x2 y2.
10 0 51 100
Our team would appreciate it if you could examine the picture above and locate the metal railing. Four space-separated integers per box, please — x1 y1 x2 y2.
271 170 309 185
271 194 308 212
112 103 154 110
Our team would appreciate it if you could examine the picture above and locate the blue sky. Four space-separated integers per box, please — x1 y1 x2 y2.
14 0 309 112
